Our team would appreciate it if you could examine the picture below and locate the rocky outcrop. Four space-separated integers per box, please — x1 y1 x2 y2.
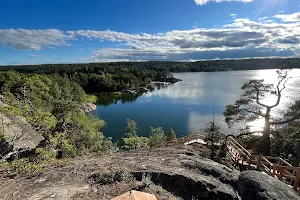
132 171 239 200
1 113 43 150
81 102 97 112
0 113 43 160
238 171 300 200
0 147 299 199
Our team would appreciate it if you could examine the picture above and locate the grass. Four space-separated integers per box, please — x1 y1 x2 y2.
0 159 44 175
0 148 69 176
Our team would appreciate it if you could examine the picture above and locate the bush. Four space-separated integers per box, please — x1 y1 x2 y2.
50 133 76 158
1 158 43 175
149 127 166 148
85 94 97 103
124 119 138 138
122 136 150 150
166 128 176 141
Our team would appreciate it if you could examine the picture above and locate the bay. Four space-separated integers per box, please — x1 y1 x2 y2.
91 69 300 141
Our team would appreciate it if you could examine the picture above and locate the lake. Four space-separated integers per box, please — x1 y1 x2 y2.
91 69 300 141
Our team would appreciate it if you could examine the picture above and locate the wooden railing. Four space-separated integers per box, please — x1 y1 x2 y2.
227 136 300 192
168 133 204 145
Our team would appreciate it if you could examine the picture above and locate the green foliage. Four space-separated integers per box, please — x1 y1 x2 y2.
121 119 150 150
124 119 138 138
1 158 44 175
85 94 97 103
122 136 150 150
36 148 56 161
204 122 224 144
112 91 122 96
149 127 166 148
50 133 76 158
0 70 117 171
157 187 163 194
203 121 225 160
271 125 300 166
26 109 57 133
166 128 176 141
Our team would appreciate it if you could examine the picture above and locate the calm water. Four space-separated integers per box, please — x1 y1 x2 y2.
91 69 300 140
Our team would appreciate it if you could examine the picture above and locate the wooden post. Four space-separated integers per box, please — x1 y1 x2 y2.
256 155 261 171
293 168 300 191
248 156 251 168
291 169 297 186
278 166 285 181
241 157 244 165
272 165 277 178
235 152 239 163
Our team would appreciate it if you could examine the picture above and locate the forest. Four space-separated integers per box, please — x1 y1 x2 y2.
0 58 299 94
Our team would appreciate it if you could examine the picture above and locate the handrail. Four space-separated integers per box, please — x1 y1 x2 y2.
227 136 252 156
226 136 299 193
168 133 205 144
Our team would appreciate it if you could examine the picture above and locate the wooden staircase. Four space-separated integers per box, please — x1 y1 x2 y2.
226 136 300 192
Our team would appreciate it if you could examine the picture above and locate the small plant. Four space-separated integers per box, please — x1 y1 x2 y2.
90 168 133 185
5 158 44 175
157 186 163 194
141 173 152 186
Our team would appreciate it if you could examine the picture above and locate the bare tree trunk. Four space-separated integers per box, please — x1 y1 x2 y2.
262 108 271 155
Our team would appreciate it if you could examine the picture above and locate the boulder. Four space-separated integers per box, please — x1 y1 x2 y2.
1 113 43 150
0 113 43 161
238 170 300 200
181 157 240 189
81 102 97 112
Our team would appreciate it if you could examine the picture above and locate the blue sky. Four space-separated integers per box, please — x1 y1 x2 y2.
0 0 300 65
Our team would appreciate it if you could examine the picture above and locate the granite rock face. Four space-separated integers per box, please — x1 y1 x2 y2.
238 171 300 200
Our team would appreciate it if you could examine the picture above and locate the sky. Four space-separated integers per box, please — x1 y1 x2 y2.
0 0 300 65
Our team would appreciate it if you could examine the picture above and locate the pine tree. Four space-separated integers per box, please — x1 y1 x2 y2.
167 128 176 141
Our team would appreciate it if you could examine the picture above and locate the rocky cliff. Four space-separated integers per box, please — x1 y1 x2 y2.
0 147 298 200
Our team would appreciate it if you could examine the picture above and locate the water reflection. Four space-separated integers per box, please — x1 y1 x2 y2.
94 69 300 140
97 93 142 107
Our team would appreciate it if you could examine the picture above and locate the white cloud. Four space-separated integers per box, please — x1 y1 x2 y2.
0 29 75 50
274 12 300 22
194 0 252 6
230 14 237 18
1 12 300 61
80 16 300 61
258 17 268 21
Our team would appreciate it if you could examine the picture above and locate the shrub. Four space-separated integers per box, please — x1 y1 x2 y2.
85 94 97 103
122 136 150 150
166 128 176 141
2 158 43 175
124 119 138 138
50 133 76 158
149 127 166 148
